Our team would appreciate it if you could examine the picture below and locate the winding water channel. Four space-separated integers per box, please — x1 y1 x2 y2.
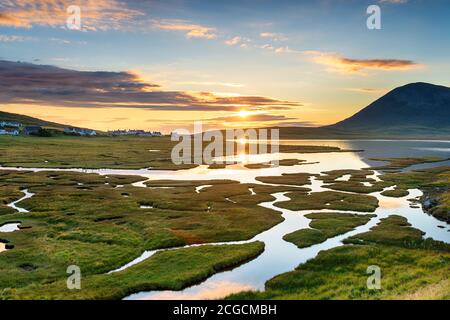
0 140 449 298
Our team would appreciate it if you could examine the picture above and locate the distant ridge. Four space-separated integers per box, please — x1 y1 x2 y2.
280 82 450 139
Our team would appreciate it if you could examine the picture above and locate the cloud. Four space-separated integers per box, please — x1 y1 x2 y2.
345 87 388 94
259 44 275 50
0 34 31 42
198 113 312 130
379 0 408 4
152 19 217 39
260 32 287 41
49 38 87 45
274 46 297 54
0 60 301 111
270 120 317 127
206 113 296 123
0 0 143 31
176 81 245 88
304 51 422 74
225 36 242 46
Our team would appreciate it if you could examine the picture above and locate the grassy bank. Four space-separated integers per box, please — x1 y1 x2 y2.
2 242 265 300
276 191 379 212
230 216 450 300
370 157 449 171
283 212 374 248
381 166 450 222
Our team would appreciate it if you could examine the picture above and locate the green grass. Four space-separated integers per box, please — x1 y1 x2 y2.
381 166 450 222
370 157 449 171
0 136 354 171
276 191 379 212
0 169 301 298
1 241 265 300
244 159 309 169
230 216 450 300
318 169 389 194
255 173 312 186
343 215 448 250
283 212 374 248
278 159 307 166
381 189 409 198
0 135 196 170
0 185 24 215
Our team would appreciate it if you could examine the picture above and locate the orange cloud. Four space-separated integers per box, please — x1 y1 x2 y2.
304 51 422 74
0 60 300 112
0 0 143 31
152 19 217 39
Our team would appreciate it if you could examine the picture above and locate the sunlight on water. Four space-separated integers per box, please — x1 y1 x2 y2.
141 281 254 300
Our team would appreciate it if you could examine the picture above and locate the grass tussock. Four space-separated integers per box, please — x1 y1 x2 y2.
283 212 374 248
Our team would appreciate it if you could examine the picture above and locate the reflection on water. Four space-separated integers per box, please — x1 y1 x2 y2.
195 185 213 193
7 189 34 213
142 281 254 300
378 197 404 209
0 223 21 233
275 140 450 169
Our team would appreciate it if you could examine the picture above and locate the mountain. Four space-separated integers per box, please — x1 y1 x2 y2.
280 82 450 139
0 110 67 129
329 82 450 130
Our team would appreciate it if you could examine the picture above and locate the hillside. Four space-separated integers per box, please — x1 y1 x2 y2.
0 110 68 129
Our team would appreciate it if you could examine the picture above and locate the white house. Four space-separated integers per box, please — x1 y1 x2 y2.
0 121 21 128
64 127 97 136
0 129 19 136
108 129 162 137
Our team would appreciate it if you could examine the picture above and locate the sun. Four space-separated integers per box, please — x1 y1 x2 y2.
237 110 251 118
238 138 248 145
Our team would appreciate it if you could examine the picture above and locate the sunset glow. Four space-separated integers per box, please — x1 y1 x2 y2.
0 0 449 133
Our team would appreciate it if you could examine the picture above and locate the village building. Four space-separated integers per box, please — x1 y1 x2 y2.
64 127 97 136
108 129 162 137
0 121 22 128
0 129 19 136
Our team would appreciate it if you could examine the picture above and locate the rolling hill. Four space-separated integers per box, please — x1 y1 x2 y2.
0 110 68 129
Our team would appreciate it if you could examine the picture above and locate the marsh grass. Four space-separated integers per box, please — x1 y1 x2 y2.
2 241 265 300
229 216 450 300
0 170 293 299
255 173 312 186
283 212 374 248
276 191 379 212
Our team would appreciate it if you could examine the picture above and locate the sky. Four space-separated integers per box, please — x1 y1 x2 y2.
0 0 449 133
